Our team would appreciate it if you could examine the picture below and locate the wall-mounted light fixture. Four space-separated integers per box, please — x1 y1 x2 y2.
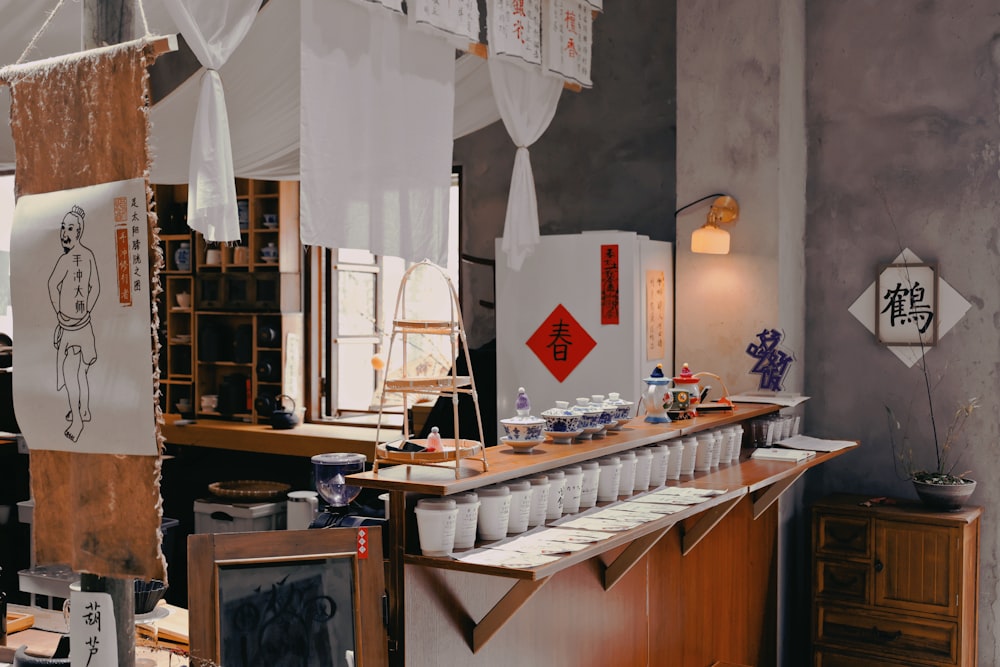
676 193 740 255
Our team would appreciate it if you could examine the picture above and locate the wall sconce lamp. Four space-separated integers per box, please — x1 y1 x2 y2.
676 193 740 254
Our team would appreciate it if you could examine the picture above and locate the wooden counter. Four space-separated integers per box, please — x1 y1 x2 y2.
159 413 401 460
350 404 858 666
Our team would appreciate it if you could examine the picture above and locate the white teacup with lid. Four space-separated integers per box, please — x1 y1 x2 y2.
617 450 638 498
453 492 480 549
633 447 653 491
507 480 532 534
477 485 511 541
597 456 623 502
578 461 601 509
545 470 566 520
414 498 458 557
561 465 584 514
527 475 551 527
648 444 670 487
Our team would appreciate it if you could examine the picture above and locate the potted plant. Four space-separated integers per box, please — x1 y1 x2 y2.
887 396 978 510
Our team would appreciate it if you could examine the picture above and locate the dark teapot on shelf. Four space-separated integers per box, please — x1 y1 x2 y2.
270 394 299 430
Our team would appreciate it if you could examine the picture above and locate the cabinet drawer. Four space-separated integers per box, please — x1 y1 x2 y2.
816 605 957 665
815 559 869 603
815 648 924 667
815 513 870 558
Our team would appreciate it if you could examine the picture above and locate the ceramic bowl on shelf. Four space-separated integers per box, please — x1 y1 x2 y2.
500 415 545 441
604 392 635 430
540 405 583 434
544 429 583 444
500 435 545 453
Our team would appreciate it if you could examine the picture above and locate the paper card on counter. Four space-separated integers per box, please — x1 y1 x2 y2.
491 534 591 555
545 528 617 544
591 507 664 523
455 548 561 569
615 500 687 515
559 516 643 532
69 590 118 667
774 434 855 452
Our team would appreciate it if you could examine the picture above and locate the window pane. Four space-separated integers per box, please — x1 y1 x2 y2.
337 271 375 336
337 248 374 264
336 342 376 411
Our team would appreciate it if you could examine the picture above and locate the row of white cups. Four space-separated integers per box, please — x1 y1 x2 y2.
413 424 745 557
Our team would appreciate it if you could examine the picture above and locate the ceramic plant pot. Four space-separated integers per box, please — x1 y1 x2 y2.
912 478 977 511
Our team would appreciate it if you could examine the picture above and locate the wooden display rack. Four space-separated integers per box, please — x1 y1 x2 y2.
374 261 488 478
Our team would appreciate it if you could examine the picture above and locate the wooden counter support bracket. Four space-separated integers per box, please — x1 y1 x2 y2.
471 577 551 654
752 469 807 520
681 496 742 556
603 524 675 591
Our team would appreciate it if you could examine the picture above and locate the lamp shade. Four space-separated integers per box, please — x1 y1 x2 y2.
691 224 730 254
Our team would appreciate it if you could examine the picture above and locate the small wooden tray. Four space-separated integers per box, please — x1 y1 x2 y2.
376 438 482 464
7 610 35 633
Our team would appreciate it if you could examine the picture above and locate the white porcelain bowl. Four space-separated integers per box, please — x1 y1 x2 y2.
500 416 546 441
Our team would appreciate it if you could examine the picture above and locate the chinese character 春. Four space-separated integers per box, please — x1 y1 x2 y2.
547 319 572 362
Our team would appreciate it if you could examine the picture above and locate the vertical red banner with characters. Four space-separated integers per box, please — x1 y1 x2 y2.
600 244 619 324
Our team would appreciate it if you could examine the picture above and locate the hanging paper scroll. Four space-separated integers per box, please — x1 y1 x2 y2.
11 179 155 455
0 38 167 581
543 0 593 87
488 0 543 66
583 0 602 9
409 0 480 44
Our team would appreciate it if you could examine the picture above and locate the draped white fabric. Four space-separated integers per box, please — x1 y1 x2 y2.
488 57 562 270
163 0 263 242
454 55 502 139
300 0 455 265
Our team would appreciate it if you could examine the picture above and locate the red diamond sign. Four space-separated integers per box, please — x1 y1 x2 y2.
526 304 596 382
357 527 369 559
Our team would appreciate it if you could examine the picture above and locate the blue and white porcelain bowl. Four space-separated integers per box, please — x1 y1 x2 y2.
500 416 546 441
604 392 635 429
541 406 583 433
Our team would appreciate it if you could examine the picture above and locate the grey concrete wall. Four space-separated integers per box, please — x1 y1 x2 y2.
453 0 676 348
806 2 1000 662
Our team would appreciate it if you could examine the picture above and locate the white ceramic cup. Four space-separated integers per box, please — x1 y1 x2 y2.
379 492 390 520
695 435 714 472
633 448 653 491
617 451 637 498
545 470 566 520
597 456 622 502
287 490 319 530
648 444 670 487
680 437 698 476
453 493 480 550
560 466 583 514
666 442 684 480
175 291 191 308
527 475 551 527
507 480 532 534
414 498 458 557
477 486 511 541
200 394 218 412
579 461 601 509
205 248 222 265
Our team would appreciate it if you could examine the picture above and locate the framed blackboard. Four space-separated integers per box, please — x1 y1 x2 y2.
188 527 387 667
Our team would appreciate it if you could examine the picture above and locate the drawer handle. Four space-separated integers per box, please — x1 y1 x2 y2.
872 626 902 642
827 572 859 588
828 524 864 544
874 559 884 573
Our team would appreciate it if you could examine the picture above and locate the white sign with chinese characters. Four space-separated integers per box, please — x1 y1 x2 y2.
848 248 970 367
11 178 156 454
876 262 937 346
69 589 118 667
543 0 593 87
410 0 480 44
488 0 543 66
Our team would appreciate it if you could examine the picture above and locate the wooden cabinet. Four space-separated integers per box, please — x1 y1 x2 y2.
812 494 981 666
154 179 302 424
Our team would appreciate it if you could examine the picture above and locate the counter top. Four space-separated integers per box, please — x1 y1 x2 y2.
159 413 401 460
350 403 782 495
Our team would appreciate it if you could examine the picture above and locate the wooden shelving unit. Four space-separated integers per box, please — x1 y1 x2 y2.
154 179 302 424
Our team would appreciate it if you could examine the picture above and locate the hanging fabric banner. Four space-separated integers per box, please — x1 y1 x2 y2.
300 0 455 265
543 0 593 87
409 0 480 45
1 39 168 582
488 0 543 67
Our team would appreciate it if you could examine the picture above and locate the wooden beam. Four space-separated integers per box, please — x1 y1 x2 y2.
681 496 742 556
471 578 550 653
752 469 807 519
602 524 673 591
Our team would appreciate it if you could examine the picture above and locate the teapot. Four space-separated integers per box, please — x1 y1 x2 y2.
642 364 673 424
270 394 299 430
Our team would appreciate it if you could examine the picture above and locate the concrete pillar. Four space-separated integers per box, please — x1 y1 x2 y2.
675 0 806 396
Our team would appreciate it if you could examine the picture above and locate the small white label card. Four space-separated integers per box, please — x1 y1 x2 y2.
613 500 686 516
69 590 117 667
545 527 617 543
558 515 643 532
455 548 560 568
492 533 591 554
591 507 663 523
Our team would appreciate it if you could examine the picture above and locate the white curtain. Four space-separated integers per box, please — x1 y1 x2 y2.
300 0 455 265
163 0 263 242
489 58 562 270
454 54 502 139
